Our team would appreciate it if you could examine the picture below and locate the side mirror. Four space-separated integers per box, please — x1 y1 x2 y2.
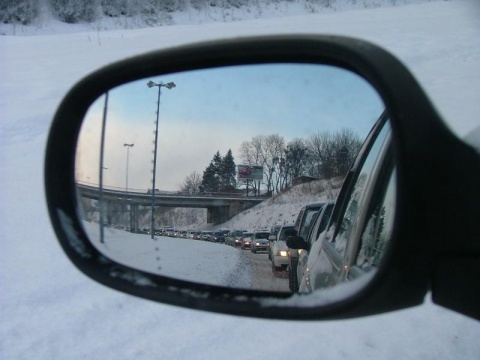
268 235 276 241
286 236 308 251
283 229 298 237
45 35 480 321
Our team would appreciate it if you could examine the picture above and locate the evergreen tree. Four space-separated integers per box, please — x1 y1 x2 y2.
212 151 222 174
0 0 38 25
201 159 220 192
201 150 237 192
49 0 98 23
219 149 236 191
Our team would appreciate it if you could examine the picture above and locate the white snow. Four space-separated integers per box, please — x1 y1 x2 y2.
1 1 480 359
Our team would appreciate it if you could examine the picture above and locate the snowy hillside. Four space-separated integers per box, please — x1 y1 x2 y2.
143 177 343 231
216 177 343 230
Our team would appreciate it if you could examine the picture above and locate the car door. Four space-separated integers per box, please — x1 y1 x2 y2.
302 116 393 293
296 202 335 290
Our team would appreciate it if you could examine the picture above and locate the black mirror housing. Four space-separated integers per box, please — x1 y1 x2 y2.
286 236 308 250
45 35 480 321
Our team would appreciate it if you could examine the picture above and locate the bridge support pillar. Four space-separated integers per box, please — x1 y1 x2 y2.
130 204 139 233
207 206 230 224
207 200 261 224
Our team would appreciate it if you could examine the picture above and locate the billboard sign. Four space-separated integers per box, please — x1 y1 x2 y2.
237 165 263 181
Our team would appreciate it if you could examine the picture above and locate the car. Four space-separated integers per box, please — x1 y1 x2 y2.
240 232 254 250
189 230 201 240
287 202 325 293
211 231 225 243
295 117 394 294
224 232 235 246
200 231 213 241
269 224 281 239
268 224 282 259
251 230 270 253
226 230 247 247
45 35 480 322
286 201 335 292
270 224 295 272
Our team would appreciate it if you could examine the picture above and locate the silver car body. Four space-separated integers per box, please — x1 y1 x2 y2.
271 225 294 271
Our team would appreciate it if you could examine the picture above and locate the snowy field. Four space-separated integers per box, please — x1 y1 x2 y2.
1 1 480 359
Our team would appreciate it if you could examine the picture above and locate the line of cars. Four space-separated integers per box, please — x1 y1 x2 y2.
224 229 270 252
155 202 337 295
217 200 337 294
158 228 229 243
223 226 293 274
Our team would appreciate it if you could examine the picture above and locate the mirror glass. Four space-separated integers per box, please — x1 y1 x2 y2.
75 63 385 294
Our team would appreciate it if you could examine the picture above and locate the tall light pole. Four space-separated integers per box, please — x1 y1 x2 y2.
123 143 134 193
124 143 134 231
147 80 176 239
99 92 109 243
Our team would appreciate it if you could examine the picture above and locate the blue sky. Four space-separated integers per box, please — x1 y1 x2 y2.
76 63 384 191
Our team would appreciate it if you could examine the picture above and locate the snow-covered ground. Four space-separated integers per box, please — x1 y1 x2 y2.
1 1 480 359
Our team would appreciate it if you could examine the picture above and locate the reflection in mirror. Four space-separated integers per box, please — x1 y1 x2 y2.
75 63 385 294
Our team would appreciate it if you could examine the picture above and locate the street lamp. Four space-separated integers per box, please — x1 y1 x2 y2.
124 143 134 231
123 143 134 193
99 92 109 243
147 80 176 239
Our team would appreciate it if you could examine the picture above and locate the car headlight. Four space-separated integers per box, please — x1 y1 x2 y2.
277 250 288 257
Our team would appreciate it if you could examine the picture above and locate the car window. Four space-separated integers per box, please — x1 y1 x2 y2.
270 225 281 237
333 121 391 257
299 209 320 240
313 203 334 244
355 168 396 270
278 227 293 241
255 232 269 239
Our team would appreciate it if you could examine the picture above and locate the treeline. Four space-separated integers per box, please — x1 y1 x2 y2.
239 129 361 194
0 0 283 25
1 0 184 25
180 129 361 195
1 0 406 26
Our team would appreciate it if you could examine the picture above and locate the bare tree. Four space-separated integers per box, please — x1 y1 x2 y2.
262 134 285 193
307 128 362 179
284 138 310 184
180 171 202 194
307 131 336 178
334 128 362 175
239 135 265 165
239 135 265 195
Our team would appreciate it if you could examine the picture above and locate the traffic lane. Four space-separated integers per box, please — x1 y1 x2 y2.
239 248 290 293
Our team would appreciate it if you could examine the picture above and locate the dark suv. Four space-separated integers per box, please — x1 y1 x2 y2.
287 201 336 293
287 202 325 293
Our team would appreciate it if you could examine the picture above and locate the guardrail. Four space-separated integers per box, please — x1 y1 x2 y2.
75 181 270 199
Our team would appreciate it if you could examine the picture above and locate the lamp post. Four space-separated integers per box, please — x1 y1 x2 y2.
123 143 134 193
124 143 134 231
147 80 176 239
99 92 109 243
